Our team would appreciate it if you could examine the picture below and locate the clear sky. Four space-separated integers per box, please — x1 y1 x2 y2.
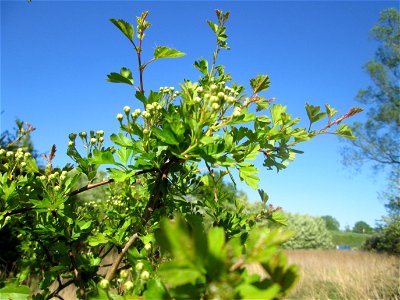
1 1 396 229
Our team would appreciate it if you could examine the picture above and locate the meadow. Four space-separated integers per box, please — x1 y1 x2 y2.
286 249 400 299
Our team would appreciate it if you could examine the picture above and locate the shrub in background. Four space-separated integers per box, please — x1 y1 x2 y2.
283 214 334 249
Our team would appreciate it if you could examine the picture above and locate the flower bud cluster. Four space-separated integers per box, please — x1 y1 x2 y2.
189 81 240 112
39 170 68 192
0 148 33 171
69 130 104 148
106 195 124 207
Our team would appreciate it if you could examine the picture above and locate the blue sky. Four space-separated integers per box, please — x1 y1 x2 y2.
1 1 396 229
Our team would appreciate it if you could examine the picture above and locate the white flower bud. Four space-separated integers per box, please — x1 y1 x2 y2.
61 171 68 176
117 113 124 121
144 243 152 251
218 92 225 99
142 111 150 119
54 186 60 192
123 106 131 114
227 96 236 103
90 138 97 144
194 96 201 103
99 279 110 289
233 107 241 117
143 128 149 135
134 108 141 115
39 175 46 181
204 93 210 100
20 162 27 168
6 151 14 157
124 280 134 291
80 131 87 137
96 130 104 136
210 84 218 91
99 137 105 143
24 152 32 158
0 149 6 156
120 269 129 279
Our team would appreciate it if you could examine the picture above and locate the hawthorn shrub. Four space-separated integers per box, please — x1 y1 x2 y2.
282 214 335 249
0 10 361 299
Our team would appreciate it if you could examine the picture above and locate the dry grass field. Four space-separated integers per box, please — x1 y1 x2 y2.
286 249 400 300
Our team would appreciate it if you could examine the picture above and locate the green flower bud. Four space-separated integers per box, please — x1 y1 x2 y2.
210 96 219 103
143 128 149 135
218 92 225 99
135 262 144 271
134 108 141 115
124 280 134 291
124 106 131 114
96 130 104 136
6 151 14 157
99 278 110 289
24 152 31 158
212 103 220 110
227 96 236 103
142 111 150 119
140 271 150 280
68 141 74 147
79 131 87 138
39 175 46 181
210 84 218 91
90 138 97 144
117 113 124 121
0 149 6 156
204 93 210 100
194 96 201 103
99 137 105 143
69 133 77 141
20 162 27 168
120 269 129 279
196 86 203 93
60 175 67 181
54 186 60 192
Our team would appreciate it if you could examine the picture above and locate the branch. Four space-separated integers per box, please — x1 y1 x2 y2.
68 249 86 299
47 280 74 300
68 179 114 197
105 233 139 281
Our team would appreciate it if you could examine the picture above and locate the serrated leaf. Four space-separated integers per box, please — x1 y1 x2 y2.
154 46 185 60
106 67 134 85
151 126 179 146
335 124 356 140
238 166 259 189
325 104 338 119
110 18 134 41
194 58 208 75
88 233 109 246
250 74 271 94
305 103 327 127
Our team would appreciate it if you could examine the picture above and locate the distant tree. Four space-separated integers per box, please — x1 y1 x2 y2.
353 221 373 234
342 8 399 175
283 214 334 249
321 215 340 231
345 7 400 255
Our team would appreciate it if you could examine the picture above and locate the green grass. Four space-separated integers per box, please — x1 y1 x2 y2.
330 230 372 249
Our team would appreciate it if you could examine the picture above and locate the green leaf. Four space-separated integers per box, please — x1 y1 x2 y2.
154 46 186 60
110 18 134 41
0 281 30 300
207 20 219 33
335 124 356 140
305 103 327 127
194 58 209 75
110 133 134 147
238 165 259 189
88 233 109 246
143 279 170 300
151 126 179 146
116 147 132 165
258 189 269 205
236 282 281 300
325 104 338 119
250 74 271 94
158 261 203 286
270 211 287 226
91 149 116 165
106 67 134 85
